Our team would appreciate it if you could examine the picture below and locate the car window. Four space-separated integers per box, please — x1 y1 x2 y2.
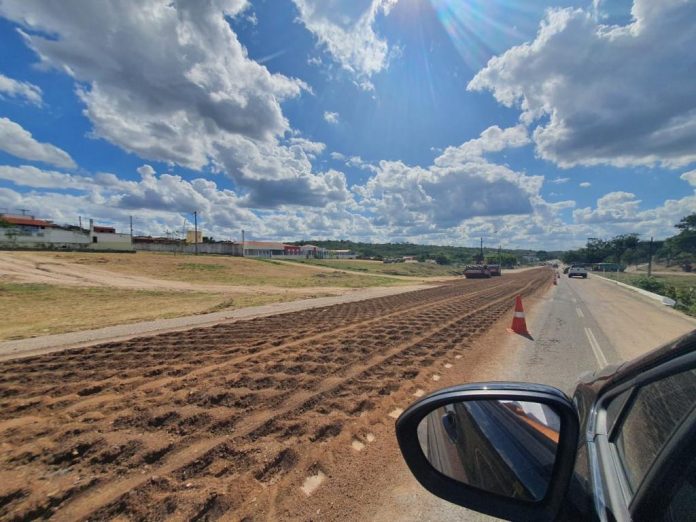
658 456 696 522
612 368 696 495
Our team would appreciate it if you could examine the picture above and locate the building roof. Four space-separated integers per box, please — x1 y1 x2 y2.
93 226 116 233
1 215 54 227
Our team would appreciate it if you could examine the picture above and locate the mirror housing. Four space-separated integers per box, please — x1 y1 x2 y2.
396 382 579 522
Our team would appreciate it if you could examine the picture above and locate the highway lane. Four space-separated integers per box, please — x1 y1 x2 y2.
368 270 696 521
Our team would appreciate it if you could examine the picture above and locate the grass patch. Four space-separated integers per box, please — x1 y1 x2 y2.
287 258 461 277
44 252 400 288
602 272 696 316
178 263 226 271
0 283 302 340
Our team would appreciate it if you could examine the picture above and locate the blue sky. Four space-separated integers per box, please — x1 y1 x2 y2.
0 0 694 249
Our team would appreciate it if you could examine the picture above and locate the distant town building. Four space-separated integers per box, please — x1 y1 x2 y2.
328 249 357 259
0 214 133 251
243 241 286 258
186 230 202 244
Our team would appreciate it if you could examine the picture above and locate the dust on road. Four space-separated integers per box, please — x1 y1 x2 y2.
0 269 551 521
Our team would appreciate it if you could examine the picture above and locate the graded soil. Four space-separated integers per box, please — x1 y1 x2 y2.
0 268 551 521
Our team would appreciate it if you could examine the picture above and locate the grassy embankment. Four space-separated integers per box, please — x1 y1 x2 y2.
0 283 305 341
286 258 462 277
1 252 406 340
58 252 403 287
601 272 696 316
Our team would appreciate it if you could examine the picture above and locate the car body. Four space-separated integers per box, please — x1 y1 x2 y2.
396 330 696 522
568 266 588 278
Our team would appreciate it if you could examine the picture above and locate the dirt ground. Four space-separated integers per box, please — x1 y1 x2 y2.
0 252 403 291
0 268 551 521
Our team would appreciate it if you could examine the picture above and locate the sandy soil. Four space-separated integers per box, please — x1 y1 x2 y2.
0 252 364 296
0 269 551 520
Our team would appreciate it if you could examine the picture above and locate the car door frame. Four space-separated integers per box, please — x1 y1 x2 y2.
587 348 696 522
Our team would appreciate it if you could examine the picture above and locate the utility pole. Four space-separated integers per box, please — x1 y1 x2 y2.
648 236 654 277
129 216 133 239
78 216 82 229
194 211 198 256
480 237 484 263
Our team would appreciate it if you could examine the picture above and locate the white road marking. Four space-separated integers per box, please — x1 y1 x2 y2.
585 327 608 368
576 307 585 318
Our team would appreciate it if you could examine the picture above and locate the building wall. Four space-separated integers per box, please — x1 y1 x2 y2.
0 227 133 251
134 241 241 256
0 227 90 249
89 232 133 251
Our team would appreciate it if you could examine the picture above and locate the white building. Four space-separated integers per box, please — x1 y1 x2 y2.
0 215 133 251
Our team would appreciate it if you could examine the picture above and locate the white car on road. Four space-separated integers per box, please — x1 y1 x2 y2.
568 266 588 279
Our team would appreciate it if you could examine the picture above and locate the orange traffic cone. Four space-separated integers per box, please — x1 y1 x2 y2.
509 295 530 336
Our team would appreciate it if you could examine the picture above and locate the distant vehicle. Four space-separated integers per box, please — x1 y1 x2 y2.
592 263 625 272
396 330 696 522
568 266 588 279
488 264 501 276
464 265 491 279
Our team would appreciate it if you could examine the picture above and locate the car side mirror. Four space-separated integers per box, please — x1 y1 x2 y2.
395 382 579 522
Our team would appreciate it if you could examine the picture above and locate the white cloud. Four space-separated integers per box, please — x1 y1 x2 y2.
292 0 397 87
0 1 359 208
286 137 326 159
572 186 696 242
0 164 92 189
323 111 339 124
0 73 42 105
469 1 696 168
355 126 542 232
0 117 76 168
549 177 570 184
579 182 591 188
681 169 696 187
574 191 641 224
434 125 529 167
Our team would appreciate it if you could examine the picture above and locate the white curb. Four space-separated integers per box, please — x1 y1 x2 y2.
593 274 676 307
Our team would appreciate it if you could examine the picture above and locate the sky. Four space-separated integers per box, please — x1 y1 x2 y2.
0 0 694 250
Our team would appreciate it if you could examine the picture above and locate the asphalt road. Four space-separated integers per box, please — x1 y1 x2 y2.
369 271 696 521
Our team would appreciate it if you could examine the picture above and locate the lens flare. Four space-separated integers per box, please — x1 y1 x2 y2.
429 0 532 73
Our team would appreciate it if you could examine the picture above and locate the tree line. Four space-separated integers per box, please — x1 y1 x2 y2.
560 212 696 272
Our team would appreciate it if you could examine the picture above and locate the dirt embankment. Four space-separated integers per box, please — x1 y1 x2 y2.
0 269 551 521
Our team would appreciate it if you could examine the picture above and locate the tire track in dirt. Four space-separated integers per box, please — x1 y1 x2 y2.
0 269 551 521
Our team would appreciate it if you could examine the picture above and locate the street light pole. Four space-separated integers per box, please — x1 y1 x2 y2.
194 211 198 256
648 236 653 277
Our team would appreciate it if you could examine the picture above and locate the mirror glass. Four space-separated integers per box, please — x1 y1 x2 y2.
417 399 560 502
